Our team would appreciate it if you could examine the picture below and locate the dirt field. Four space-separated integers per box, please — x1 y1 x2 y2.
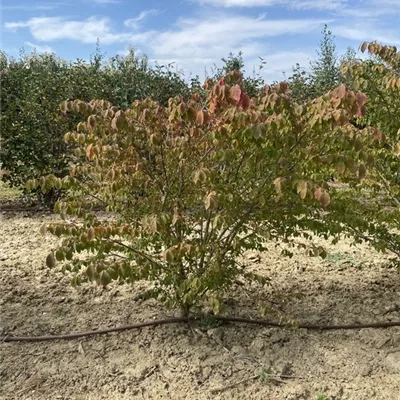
1 212 400 400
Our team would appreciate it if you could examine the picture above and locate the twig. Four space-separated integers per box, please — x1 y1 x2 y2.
1 335 9 343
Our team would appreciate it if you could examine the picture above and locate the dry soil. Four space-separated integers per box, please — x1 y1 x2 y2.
1 212 400 400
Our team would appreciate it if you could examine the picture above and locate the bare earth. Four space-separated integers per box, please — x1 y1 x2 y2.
1 212 400 400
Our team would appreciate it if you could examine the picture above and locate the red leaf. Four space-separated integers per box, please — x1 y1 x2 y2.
240 93 250 109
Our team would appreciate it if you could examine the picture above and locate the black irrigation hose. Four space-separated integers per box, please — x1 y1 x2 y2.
2 316 400 343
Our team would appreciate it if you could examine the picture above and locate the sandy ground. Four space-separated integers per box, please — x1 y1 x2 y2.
1 212 400 400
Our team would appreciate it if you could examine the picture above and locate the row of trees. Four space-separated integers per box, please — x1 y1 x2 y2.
0 47 198 202
1 26 351 201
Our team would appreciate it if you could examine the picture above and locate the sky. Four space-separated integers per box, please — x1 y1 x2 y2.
1 0 400 83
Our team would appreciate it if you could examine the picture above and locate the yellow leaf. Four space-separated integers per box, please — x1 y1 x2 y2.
86 144 95 160
205 191 217 210
273 177 283 194
296 180 307 200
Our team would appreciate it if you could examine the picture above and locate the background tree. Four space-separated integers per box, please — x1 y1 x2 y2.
309 25 341 96
0 47 195 203
287 25 352 103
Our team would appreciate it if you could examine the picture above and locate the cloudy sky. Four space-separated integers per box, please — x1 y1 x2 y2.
1 0 399 83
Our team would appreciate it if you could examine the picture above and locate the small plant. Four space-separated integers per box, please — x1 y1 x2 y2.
30 63 395 316
257 365 269 383
325 252 367 268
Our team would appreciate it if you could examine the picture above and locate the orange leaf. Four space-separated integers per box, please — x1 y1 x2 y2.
86 144 95 160
314 187 323 201
335 84 346 99
196 110 205 126
373 129 385 143
229 84 242 103
320 191 331 208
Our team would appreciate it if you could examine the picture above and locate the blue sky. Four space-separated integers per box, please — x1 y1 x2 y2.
1 0 399 83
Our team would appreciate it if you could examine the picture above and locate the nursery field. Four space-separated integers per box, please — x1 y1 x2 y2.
1 210 399 400
1 31 399 400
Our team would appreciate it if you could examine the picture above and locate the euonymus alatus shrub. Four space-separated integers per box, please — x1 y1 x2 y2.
28 66 397 315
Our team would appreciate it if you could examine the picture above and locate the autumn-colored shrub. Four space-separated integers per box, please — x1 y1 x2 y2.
30 67 393 315
339 41 400 262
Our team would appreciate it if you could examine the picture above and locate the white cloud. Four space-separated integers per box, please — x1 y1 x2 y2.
0 1 70 11
147 15 328 60
337 0 400 18
124 9 162 30
196 0 400 19
195 0 347 9
290 0 347 10
24 42 54 53
4 16 143 45
137 13 324 82
332 23 400 45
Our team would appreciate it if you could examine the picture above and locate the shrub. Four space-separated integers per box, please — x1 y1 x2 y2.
31 69 388 316
339 41 400 262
